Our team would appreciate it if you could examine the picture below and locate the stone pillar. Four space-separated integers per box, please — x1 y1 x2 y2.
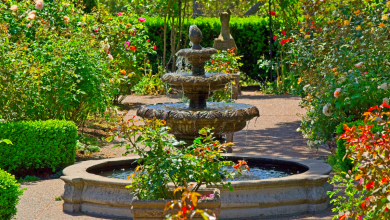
213 11 238 54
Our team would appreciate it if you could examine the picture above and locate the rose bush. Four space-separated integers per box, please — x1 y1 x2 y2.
82 9 157 102
329 104 390 220
284 1 390 148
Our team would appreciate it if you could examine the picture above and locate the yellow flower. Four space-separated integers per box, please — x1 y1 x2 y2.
379 23 386 27
387 1 390 7
300 27 304 32
343 19 351 26
298 78 302 84
304 35 311 39
356 25 361 30
354 10 360 15
371 27 374 33
382 14 389 20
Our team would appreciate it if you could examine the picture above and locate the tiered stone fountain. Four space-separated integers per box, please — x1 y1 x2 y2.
61 26 333 219
137 25 259 147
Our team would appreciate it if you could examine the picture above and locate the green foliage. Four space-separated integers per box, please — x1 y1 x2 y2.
132 68 167 95
328 121 382 173
76 141 101 154
107 117 247 200
144 16 270 80
17 175 40 183
204 48 241 102
0 169 24 220
0 120 77 176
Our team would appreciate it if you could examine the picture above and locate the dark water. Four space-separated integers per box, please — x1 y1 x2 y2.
144 102 253 112
94 161 305 181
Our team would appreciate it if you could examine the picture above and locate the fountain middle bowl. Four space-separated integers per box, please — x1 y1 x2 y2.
137 102 259 141
162 72 234 94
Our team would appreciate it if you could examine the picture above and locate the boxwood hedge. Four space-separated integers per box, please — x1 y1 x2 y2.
0 120 77 176
0 169 24 220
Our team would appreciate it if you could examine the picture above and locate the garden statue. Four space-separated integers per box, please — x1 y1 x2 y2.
213 11 238 54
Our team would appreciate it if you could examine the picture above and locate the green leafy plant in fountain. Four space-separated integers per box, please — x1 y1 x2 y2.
107 116 249 200
0 169 25 220
329 104 390 220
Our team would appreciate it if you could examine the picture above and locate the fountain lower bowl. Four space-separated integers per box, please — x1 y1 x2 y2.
61 154 333 219
137 102 259 141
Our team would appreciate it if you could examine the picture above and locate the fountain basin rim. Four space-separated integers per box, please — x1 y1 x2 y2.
61 154 332 188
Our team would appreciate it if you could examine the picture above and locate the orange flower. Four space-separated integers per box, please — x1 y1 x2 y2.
120 70 126 75
126 24 132 27
129 46 136 51
379 23 386 27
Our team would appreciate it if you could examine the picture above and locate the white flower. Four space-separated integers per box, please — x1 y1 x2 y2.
296 127 301 132
28 10 36 15
355 78 359 84
303 84 310 92
26 23 32 28
354 62 364 68
322 103 332 116
310 107 315 113
380 83 388 90
107 54 113 61
383 98 389 105
27 13 36 20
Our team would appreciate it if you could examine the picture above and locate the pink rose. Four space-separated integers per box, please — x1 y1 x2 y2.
117 12 122 16
153 45 157 50
27 14 36 20
26 23 32 28
35 0 44 10
11 5 18 11
147 39 150 42
28 10 36 15
138 17 146 22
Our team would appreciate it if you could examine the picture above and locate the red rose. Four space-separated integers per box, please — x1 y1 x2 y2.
270 11 275 16
366 180 375 190
281 30 286 36
273 35 277 41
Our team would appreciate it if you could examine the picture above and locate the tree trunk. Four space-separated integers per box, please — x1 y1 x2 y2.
242 1 264 16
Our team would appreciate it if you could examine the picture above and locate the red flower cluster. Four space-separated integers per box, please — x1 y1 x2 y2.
270 11 276 16
280 38 293 45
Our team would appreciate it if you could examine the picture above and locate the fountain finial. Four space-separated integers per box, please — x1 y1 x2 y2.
189 25 203 50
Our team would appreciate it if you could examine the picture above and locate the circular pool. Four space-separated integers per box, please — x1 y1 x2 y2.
61 154 333 219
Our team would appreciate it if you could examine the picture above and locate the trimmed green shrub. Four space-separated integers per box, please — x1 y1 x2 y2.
0 120 77 176
329 120 382 173
0 169 24 220
144 16 270 80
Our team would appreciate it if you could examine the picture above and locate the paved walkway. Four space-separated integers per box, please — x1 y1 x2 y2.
15 92 334 220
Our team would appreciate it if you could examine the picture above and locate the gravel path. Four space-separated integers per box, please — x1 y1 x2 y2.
15 92 334 220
